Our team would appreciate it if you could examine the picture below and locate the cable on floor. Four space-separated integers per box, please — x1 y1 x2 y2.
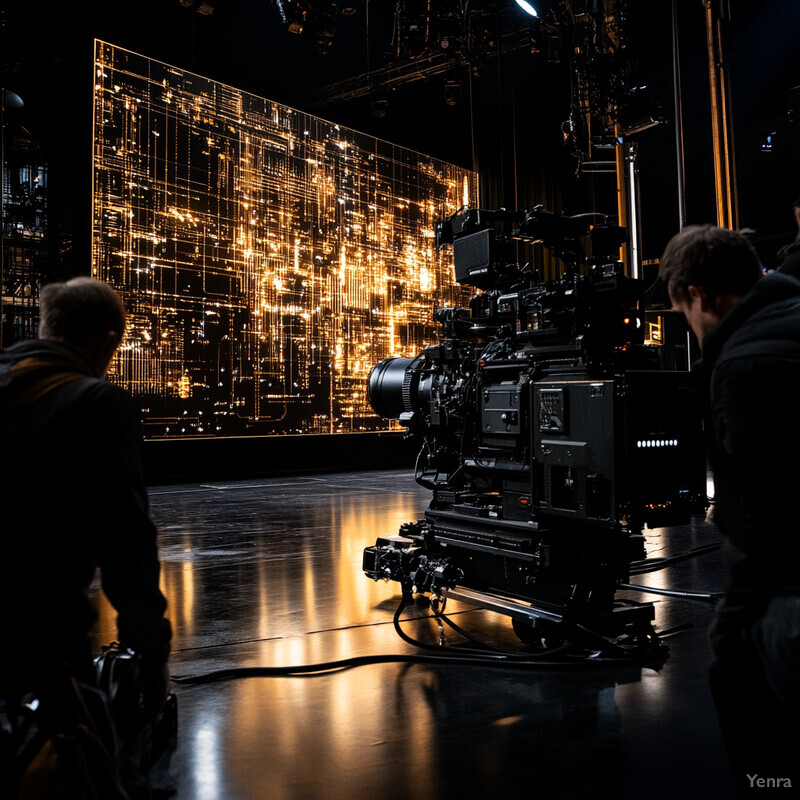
169 539 728 687
620 538 725 600
619 582 721 601
169 592 668 686
629 541 721 575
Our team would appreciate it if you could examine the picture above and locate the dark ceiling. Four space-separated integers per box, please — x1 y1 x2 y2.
2 0 798 270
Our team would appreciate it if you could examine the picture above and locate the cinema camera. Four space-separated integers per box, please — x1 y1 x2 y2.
364 206 706 651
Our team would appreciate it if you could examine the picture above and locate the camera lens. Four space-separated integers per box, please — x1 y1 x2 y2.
367 357 415 419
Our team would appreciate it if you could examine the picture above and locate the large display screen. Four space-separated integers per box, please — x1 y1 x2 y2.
92 41 477 438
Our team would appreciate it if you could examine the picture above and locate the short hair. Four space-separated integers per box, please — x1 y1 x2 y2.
658 224 763 306
39 276 127 346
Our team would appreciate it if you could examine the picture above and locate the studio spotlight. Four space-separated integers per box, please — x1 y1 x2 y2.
287 7 306 34
371 97 389 118
515 0 538 17
618 86 666 137
2 90 24 109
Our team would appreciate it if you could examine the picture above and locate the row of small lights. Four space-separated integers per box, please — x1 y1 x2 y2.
637 439 679 448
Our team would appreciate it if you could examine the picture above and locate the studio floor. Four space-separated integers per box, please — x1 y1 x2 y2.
90 468 736 800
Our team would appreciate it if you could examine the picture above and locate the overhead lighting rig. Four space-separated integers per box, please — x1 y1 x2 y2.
303 0 541 108
273 1 363 53
288 0 662 174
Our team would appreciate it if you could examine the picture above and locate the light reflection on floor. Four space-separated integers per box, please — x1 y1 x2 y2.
89 469 734 800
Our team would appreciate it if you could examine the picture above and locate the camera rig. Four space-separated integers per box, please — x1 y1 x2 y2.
364 206 705 654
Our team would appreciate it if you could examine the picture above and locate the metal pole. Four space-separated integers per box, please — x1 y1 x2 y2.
671 0 687 230
704 0 739 229
626 142 641 280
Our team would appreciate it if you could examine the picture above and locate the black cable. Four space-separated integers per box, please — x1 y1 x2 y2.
169 594 668 687
629 541 722 575
619 582 721 602
391 591 552 662
169 651 584 686
623 540 724 599
171 538 722 687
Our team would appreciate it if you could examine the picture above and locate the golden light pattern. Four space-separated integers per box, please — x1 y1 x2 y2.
645 315 664 346
92 41 477 438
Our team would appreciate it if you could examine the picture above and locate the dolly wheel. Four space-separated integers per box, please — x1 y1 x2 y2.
511 617 565 649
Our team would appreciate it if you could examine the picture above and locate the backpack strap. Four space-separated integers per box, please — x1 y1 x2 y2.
1 357 91 412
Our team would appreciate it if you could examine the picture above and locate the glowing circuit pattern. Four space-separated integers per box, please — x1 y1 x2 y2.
92 41 477 438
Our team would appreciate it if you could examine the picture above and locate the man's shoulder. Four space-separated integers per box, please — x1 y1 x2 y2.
753 271 800 305
29 373 140 434
723 276 800 352
68 376 137 414
715 300 800 379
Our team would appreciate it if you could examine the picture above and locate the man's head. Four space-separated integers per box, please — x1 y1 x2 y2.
39 277 126 376
658 225 763 345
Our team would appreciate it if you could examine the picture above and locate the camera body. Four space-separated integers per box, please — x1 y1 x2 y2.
364 207 705 638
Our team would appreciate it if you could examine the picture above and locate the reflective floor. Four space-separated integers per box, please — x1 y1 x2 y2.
90 469 735 800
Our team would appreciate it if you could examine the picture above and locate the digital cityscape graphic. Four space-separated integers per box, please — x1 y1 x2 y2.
92 41 477 438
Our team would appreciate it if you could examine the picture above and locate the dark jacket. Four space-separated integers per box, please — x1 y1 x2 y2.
701 272 800 650
0 339 171 695
777 240 800 280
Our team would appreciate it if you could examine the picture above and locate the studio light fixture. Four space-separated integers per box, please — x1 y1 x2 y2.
515 0 538 17
618 86 666 137
2 90 24 109
371 96 389 118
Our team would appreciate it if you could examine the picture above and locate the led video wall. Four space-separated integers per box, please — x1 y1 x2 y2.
92 41 477 438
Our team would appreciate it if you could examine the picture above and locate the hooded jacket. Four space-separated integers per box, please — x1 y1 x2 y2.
0 339 171 693
700 272 800 649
